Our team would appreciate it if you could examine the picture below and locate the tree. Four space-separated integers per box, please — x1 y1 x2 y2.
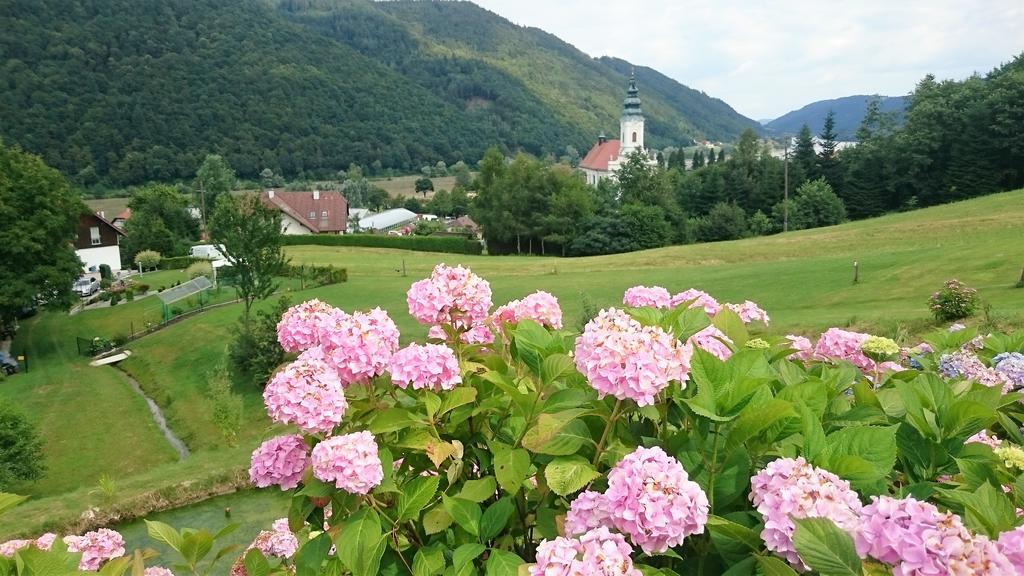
452 161 473 189
194 154 236 226
706 149 716 165
122 184 199 263
210 193 287 327
793 123 817 184
717 148 726 163
692 149 705 169
229 296 290 387
415 177 434 196
0 141 84 338
782 178 847 230
698 202 748 242
817 110 844 195
0 403 46 489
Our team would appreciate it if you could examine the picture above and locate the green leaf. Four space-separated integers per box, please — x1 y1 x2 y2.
145 520 183 553
484 550 523 576
442 495 482 537
533 419 592 456
944 483 1017 538
544 456 600 496
0 493 27 516
797 401 826 461
439 388 478 417
180 530 214 566
459 476 497 503
754 556 799 576
817 426 897 492
479 498 515 541
244 549 270 576
684 348 731 422
540 354 575 384
521 410 589 452
423 506 452 535
296 532 334 576
213 523 239 541
791 518 861 576
412 545 446 576
493 444 531 494
706 515 762 551
336 510 385 576
712 307 749 345
452 543 486 572
369 408 419 434
396 475 440 522
725 399 797 452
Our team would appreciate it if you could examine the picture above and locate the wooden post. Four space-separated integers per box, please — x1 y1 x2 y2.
1017 266 1024 288
853 261 859 284
402 259 407 277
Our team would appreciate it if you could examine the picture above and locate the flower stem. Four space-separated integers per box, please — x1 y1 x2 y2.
592 399 623 467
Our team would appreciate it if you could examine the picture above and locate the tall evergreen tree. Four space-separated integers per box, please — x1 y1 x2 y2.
793 124 817 185
717 148 726 163
817 111 844 196
692 149 704 169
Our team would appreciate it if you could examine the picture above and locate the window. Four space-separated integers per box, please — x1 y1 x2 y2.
90 226 101 246
321 210 329 219
632 131 637 143
309 211 316 219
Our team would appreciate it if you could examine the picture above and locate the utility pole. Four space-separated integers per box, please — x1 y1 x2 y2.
199 183 207 239
783 142 790 233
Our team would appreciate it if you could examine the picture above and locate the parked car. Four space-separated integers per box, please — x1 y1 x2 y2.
73 277 100 297
188 244 226 261
0 351 18 375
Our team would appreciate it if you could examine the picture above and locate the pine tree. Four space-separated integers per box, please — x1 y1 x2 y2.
707 149 716 165
817 111 844 196
718 148 726 163
793 124 817 184
691 149 704 169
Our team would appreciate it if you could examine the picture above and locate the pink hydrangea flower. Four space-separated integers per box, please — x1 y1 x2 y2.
855 496 1007 575
64 529 125 571
813 328 874 372
314 308 400 385
406 264 492 329
530 528 641 576
725 300 770 324
785 335 814 361
564 491 612 537
427 324 495 344
948 535 1015 574
604 446 708 554
34 534 55 551
263 355 348 434
494 291 564 329
574 308 691 407
277 299 338 352
388 343 462 391
623 286 672 309
144 568 175 576
749 457 862 570
249 434 310 490
687 325 733 361
311 431 383 495
966 430 1003 449
0 540 31 557
939 351 1013 393
670 289 722 316
998 525 1024 572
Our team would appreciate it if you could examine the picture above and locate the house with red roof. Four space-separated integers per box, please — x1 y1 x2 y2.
579 73 658 186
76 212 125 272
260 190 348 234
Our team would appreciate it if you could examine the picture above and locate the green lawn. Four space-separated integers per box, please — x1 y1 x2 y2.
3 189 1022 538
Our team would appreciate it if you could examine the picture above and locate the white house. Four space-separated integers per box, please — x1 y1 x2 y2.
260 190 349 235
579 73 659 185
75 213 124 273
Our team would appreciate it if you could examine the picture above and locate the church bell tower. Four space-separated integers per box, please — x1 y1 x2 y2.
619 71 645 157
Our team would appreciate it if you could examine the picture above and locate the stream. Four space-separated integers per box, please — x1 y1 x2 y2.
115 367 190 460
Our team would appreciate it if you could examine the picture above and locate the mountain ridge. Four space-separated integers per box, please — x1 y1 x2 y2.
764 94 909 140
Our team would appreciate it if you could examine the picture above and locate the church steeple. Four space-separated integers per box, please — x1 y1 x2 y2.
622 69 642 117
619 70 645 155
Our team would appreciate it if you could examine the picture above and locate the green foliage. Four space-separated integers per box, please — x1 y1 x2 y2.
280 234 483 255
122 184 200 263
0 403 46 490
780 178 847 231
928 279 980 322
229 297 290 388
99 264 113 281
145 519 240 576
697 202 749 242
135 251 163 270
414 178 434 194
194 155 236 224
0 141 84 334
185 261 213 280
207 364 244 446
158 256 201 271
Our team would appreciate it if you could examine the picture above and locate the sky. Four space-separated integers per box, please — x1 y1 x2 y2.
472 0 1024 120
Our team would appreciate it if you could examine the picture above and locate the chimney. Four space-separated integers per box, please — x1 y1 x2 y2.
99 210 105 218
313 190 320 200
598 132 607 145
268 190 275 198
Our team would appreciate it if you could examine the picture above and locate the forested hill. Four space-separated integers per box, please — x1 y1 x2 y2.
0 0 759 188
765 95 909 140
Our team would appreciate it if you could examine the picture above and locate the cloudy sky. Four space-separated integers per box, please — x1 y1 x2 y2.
473 0 1024 120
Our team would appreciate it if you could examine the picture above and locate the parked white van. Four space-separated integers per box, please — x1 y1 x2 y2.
188 244 226 261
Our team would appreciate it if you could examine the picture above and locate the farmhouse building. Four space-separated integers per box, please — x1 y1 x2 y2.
260 190 348 235
580 73 659 185
75 213 125 272
357 208 419 234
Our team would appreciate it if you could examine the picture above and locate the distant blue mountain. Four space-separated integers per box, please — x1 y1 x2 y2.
765 95 909 140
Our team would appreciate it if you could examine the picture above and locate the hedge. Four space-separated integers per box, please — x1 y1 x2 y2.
281 234 484 255
158 256 202 270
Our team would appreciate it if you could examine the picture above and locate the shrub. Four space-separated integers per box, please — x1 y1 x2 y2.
280 234 483 255
125 290 134 302
135 283 150 294
98 264 112 281
109 293 121 306
929 279 980 322
134 250 162 270
229 296 291 387
185 260 213 279
207 364 244 447
158 256 201 270
0 403 46 489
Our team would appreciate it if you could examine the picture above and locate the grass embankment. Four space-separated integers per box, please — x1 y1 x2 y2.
3 190 1022 539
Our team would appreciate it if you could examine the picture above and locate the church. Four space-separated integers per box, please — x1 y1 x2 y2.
579 73 659 185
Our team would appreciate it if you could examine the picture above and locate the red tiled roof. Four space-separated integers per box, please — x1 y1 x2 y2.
115 208 132 221
260 191 348 233
579 139 621 171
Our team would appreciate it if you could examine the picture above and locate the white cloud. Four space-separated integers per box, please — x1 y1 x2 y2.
473 0 1024 119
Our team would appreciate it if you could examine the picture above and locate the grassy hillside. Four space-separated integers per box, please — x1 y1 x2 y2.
3 190 1021 538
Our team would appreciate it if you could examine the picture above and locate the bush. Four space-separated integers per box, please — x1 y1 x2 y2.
98 264 113 281
0 403 46 489
229 296 291 387
281 234 483 255
281 264 347 287
134 250 162 270
158 256 201 270
109 293 121 306
207 364 244 447
100 278 112 289
185 260 213 279
698 201 749 241
135 283 150 293
775 178 847 231
125 289 134 302
929 279 980 322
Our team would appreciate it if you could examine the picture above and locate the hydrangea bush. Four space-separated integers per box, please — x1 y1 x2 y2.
4 267 1024 576
928 279 980 322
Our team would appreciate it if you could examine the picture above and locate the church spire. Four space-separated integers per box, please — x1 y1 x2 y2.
622 70 642 117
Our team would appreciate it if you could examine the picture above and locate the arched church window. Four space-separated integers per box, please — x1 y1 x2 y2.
632 132 637 143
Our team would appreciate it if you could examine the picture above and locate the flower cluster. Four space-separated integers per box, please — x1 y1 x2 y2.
311 431 384 494
144 568 175 576
725 300 770 324
856 496 1013 574
745 338 770 349
670 289 722 316
813 328 873 372
966 429 1003 449
861 335 900 358
276 299 337 352
565 447 708 554
749 457 862 570
64 529 126 571
938 351 1012 392
574 308 691 406
994 352 1024 388
622 285 672 309
530 528 641 576
995 444 1024 470
263 355 347 434
316 308 400 384
388 343 462 391
785 335 814 361
250 519 299 559
492 291 563 330
687 325 733 361
998 526 1024 572
0 534 56 557
928 279 979 322
249 434 310 490
407 264 492 329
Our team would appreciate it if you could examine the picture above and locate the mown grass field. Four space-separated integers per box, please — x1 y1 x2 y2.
3 189 1022 539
